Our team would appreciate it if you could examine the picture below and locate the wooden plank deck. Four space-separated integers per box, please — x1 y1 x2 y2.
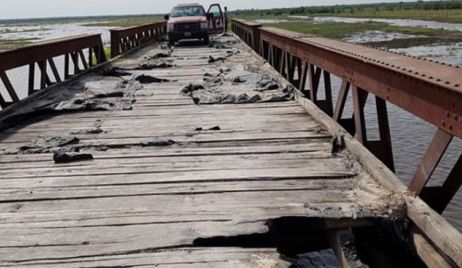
0 35 405 267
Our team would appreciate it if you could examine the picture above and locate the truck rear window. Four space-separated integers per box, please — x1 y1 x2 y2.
171 6 205 17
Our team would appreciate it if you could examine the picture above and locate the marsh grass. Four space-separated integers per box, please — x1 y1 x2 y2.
0 38 39 49
315 9 462 24
82 16 162 27
232 1 462 24
261 21 462 39
90 47 112 62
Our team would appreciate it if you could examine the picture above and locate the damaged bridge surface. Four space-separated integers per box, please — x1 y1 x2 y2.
0 34 446 267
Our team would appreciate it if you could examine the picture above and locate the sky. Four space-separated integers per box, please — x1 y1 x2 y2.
0 0 413 19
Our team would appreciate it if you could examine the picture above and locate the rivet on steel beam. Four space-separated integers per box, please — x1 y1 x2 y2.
445 81 450 85
437 78 442 82
455 84 460 87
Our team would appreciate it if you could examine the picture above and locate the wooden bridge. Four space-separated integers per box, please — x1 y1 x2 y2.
0 19 460 267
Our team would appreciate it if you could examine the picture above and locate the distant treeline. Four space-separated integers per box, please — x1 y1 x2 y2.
232 0 462 16
0 14 162 25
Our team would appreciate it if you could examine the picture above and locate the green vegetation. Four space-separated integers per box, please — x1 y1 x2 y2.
0 27 49 34
233 0 462 23
0 14 163 26
91 47 112 62
82 15 162 27
0 38 39 49
231 0 462 48
262 21 462 39
316 8 462 23
103 47 111 60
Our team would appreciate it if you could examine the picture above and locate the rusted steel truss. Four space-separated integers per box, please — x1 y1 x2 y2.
110 22 166 58
231 19 462 215
0 34 107 109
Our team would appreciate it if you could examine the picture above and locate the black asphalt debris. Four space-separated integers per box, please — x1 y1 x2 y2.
208 50 240 64
208 55 226 63
70 126 104 135
53 152 94 164
195 126 221 131
181 69 294 105
54 80 140 112
181 84 205 95
145 52 172 60
18 137 80 154
141 139 176 147
100 68 132 77
135 74 171 84
135 61 174 70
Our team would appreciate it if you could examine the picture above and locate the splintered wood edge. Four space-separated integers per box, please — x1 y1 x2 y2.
231 33 462 267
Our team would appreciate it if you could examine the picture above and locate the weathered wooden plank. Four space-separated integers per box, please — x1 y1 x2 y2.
0 247 290 268
0 142 331 163
0 123 326 143
0 150 334 171
0 179 356 202
0 157 351 179
0 167 354 191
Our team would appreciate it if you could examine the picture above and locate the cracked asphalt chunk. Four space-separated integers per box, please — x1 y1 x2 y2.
53 152 94 164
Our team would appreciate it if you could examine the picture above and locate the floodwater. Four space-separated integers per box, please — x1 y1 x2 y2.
303 15 462 32
344 30 421 43
0 22 113 44
0 18 461 231
0 22 113 102
254 19 289 24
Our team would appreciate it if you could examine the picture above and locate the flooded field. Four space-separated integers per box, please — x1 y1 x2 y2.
0 21 113 44
0 16 461 231
312 16 462 32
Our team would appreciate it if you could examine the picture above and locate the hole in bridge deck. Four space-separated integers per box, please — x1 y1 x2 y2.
193 217 426 268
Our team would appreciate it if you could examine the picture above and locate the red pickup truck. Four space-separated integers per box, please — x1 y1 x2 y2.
164 3 225 46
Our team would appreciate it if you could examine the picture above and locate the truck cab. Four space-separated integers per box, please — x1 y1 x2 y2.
165 3 224 46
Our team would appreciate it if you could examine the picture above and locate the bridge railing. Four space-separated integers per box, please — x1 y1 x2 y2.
230 19 261 51
0 34 107 109
231 19 462 214
110 21 166 58
232 18 462 265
